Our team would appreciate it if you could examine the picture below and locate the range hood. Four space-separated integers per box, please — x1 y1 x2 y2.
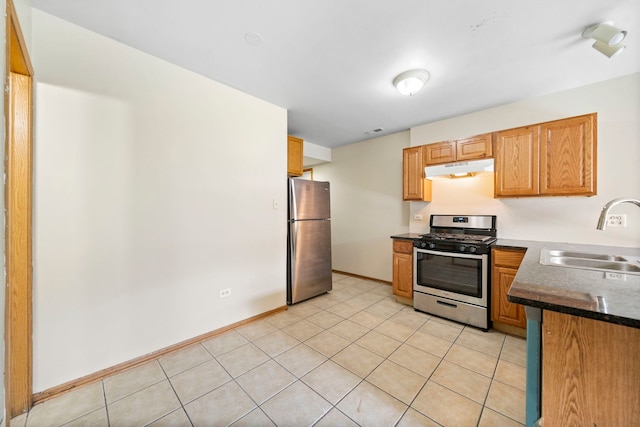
425 158 494 179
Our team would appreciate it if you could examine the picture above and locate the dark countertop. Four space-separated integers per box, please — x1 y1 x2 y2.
390 233 423 240
499 239 640 329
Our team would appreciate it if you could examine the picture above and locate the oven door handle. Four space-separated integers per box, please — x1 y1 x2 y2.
414 248 484 260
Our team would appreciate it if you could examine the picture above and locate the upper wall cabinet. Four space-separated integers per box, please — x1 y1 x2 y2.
494 126 540 196
540 114 596 196
403 146 432 201
423 141 455 165
424 134 492 166
495 113 596 198
287 135 304 176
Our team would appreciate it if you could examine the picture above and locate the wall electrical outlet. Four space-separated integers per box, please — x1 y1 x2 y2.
272 199 280 210
413 214 423 221
219 288 231 298
605 272 626 281
606 213 627 227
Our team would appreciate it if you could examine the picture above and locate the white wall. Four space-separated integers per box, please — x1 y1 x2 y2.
32 10 287 392
303 140 331 166
313 132 410 282
410 73 640 248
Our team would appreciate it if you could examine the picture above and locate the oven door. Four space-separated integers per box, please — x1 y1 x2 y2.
413 248 488 307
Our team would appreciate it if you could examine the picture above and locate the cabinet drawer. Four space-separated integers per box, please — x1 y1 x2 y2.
492 248 525 268
393 239 414 254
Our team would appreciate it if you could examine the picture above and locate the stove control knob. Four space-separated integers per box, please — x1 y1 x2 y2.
428 242 436 249
419 241 427 249
468 246 477 253
459 245 466 252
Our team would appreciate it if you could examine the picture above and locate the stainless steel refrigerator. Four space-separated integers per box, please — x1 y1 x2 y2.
287 178 332 304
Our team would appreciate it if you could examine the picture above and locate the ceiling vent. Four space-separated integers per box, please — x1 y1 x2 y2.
365 128 384 135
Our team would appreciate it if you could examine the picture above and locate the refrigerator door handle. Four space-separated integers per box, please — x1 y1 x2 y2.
289 221 297 266
289 180 298 220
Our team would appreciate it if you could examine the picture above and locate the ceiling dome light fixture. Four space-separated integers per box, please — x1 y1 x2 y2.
582 22 627 58
393 69 430 96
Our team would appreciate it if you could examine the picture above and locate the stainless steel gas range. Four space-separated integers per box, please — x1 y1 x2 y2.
413 214 497 331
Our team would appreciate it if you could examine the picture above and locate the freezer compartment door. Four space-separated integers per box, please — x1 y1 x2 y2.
289 178 331 220
288 219 332 304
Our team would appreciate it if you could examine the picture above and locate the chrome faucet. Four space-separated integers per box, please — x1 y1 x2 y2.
596 198 640 230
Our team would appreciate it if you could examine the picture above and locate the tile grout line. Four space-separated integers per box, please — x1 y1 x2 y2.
155 358 194 427
101 380 111 427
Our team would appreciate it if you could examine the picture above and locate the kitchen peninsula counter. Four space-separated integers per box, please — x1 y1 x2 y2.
498 239 640 426
497 239 640 329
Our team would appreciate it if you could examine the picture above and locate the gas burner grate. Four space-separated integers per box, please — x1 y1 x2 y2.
419 233 495 244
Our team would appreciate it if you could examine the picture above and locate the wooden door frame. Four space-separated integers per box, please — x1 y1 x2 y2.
5 0 34 419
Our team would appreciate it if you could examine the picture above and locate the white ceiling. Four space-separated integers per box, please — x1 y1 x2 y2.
31 0 640 148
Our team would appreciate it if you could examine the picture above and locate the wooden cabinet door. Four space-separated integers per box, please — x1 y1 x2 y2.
403 146 428 201
491 266 526 328
542 311 640 426
494 125 540 197
540 113 596 196
392 252 413 298
402 147 432 202
287 135 303 176
423 141 456 165
456 134 492 161
491 248 526 329
392 240 413 298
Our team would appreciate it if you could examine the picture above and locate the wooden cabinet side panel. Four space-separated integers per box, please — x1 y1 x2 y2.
422 178 432 202
403 146 423 200
424 141 456 165
540 114 596 196
494 126 540 197
456 134 493 161
287 136 304 176
542 311 640 426
392 251 413 298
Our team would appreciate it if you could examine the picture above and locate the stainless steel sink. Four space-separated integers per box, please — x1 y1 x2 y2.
544 249 629 262
540 248 640 276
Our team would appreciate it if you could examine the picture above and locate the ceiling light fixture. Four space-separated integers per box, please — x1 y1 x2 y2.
582 22 627 58
393 69 430 96
591 40 626 58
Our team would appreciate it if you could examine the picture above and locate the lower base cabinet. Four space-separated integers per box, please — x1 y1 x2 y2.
542 310 640 425
392 239 413 302
491 248 527 333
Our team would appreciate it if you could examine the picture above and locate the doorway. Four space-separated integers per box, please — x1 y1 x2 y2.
4 0 34 419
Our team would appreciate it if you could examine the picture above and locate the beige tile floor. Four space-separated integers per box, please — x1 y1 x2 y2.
13 273 526 427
